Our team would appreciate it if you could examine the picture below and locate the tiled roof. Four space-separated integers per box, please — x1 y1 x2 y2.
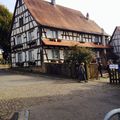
110 26 120 43
116 26 120 30
42 39 111 48
24 0 107 35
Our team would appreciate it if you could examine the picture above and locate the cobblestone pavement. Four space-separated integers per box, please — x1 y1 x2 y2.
0 70 120 120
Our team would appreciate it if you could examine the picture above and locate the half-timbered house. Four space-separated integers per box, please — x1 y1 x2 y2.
109 26 120 61
10 0 110 72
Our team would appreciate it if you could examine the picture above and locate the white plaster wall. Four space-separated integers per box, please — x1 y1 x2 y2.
11 0 41 67
26 51 29 61
37 61 41 66
22 52 25 61
96 51 100 58
47 49 52 59
60 50 64 59
15 53 18 62
102 36 106 46
33 49 38 60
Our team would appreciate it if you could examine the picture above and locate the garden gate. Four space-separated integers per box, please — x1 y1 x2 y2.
109 64 120 84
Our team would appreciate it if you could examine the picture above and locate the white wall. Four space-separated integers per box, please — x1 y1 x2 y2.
10 1 41 67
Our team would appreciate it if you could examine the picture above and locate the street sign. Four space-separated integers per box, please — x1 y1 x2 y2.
109 64 118 69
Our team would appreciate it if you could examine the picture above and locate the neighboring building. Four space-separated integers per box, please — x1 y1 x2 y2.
10 0 110 72
110 27 120 57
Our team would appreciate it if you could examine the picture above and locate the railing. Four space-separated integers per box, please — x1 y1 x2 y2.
109 69 120 84
104 108 120 120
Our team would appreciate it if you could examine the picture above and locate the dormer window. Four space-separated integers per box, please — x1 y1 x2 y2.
19 17 23 27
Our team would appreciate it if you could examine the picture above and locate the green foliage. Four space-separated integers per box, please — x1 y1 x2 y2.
65 45 95 64
0 4 12 54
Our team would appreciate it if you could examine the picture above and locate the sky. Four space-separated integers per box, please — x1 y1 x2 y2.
0 0 120 35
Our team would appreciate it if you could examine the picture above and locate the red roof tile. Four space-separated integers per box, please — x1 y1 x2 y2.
42 39 111 48
24 0 107 35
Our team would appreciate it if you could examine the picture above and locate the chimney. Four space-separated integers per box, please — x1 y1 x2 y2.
51 0 55 5
86 13 89 20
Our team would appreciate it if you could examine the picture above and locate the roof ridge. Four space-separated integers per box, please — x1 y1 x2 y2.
23 0 108 35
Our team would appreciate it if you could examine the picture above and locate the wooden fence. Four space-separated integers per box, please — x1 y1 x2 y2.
88 63 99 80
45 63 99 80
0 60 11 69
0 64 11 69
109 69 120 84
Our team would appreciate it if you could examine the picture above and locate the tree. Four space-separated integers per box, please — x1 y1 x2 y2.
0 4 12 60
64 45 95 78
65 45 95 64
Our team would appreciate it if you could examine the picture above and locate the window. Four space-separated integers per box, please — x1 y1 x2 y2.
28 30 34 41
58 31 62 39
19 17 23 27
51 31 56 38
18 52 22 62
28 50 34 61
19 0 22 6
42 29 46 38
52 49 59 60
88 35 92 42
99 37 102 43
17 35 22 44
46 29 57 39
81 35 86 42
94 36 99 43
13 38 15 45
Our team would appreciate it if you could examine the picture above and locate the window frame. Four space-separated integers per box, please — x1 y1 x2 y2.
17 35 22 44
52 49 60 60
18 52 22 62
19 17 24 27
19 0 22 6
28 50 35 61
28 29 34 41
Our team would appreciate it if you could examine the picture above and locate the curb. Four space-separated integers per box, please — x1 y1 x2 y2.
8 110 29 120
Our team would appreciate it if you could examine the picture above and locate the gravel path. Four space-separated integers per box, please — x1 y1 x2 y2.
0 70 120 120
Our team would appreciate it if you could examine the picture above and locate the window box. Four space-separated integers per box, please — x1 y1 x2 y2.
49 38 55 41
79 41 85 43
94 41 99 44
57 39 62 42
50 59 56 63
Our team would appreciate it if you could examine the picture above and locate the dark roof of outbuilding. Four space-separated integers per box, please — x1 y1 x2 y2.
24 0 107 35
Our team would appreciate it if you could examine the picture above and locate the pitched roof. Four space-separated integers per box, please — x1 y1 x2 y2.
110 26 120 43
43 39 111 48
24 0 107 35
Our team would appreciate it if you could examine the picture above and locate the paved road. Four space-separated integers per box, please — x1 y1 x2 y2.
0 69 120 120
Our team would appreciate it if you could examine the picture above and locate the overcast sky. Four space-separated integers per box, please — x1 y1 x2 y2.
0 0 119 35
